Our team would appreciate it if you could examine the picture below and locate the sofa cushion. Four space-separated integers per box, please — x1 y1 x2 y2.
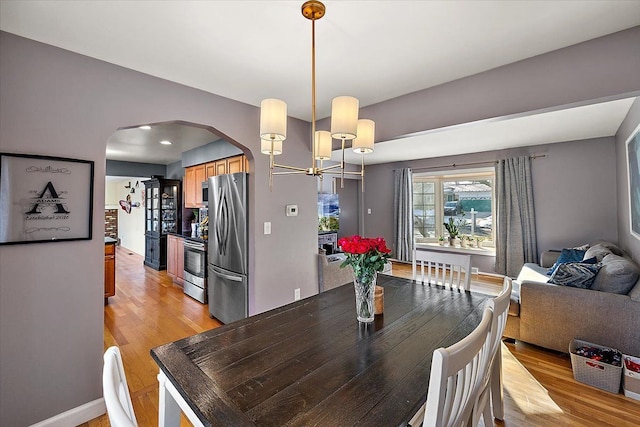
590 254 640 295
549 261 601 288
628 278 640 302
584 242 624 262
547 248 586 275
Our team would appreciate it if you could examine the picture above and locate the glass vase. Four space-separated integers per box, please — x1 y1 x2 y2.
353 271 377 323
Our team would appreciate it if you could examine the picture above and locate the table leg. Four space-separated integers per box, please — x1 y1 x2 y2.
158 371 181 427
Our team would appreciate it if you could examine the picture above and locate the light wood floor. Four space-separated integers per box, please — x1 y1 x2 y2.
83 252 640 426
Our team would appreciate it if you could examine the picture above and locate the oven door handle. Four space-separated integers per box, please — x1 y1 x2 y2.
184 240 205 250
209 268 243 282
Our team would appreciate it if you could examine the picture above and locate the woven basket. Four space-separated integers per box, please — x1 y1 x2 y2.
569 339 622 394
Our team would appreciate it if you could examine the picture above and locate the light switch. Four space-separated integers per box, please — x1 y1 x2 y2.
264 221 271 235
367 208 372 214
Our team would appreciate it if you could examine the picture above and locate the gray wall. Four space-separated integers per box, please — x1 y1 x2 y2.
166 160 183 180
616 99 640 259
181 138 243 168
0 31 317 426
364 137 619 273
106 159 166 177
1 24 639 426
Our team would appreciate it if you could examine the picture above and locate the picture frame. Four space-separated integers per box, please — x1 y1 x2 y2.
626 123 640 240
0 153 94 245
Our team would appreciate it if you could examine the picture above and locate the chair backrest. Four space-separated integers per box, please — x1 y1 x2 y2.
103 346 138 427
423 306 494 427
412 248 472 292
488 277 512 359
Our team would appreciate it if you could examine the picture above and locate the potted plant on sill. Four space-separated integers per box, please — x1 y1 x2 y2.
475 235 485 249
438 235 445 246
444 217 460 246
460 234 470 248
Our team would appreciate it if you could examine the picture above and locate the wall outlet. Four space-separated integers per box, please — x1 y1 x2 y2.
264 221 271 235
367 208 372 214
294 288 301 301
471 267 479 275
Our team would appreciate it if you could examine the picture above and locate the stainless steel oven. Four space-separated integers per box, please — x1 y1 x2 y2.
183 239 207 303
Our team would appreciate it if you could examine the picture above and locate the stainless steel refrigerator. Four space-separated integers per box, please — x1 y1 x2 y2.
207 172 248 324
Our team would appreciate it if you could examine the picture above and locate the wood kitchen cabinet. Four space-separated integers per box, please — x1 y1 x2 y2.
185 155 248 208
104 240 116 300
184 164 205 208
167 234 185 286
207 155 247 177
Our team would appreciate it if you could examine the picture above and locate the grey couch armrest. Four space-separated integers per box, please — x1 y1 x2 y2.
540 250 561 268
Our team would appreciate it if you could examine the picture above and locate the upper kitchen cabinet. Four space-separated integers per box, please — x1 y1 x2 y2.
185 155 248 208
184 164 205 208
143 177 181 270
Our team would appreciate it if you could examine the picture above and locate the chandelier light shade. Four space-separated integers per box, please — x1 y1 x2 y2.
352 119 375 154
260 98 287 142
260 1 374 191
314 130 332 160
261 139 283 155
330 96 359 140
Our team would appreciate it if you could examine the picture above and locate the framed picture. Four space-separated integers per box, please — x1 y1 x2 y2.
626 123 640 240
0 153 94 245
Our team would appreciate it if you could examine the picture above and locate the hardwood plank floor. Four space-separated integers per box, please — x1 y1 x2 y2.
83 253 640 426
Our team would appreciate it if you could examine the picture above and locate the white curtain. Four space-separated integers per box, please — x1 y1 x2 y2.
495 156 538 277
394 168 414 262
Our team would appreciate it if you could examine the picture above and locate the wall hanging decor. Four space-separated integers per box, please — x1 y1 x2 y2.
627 124 640 240
0 153 94 244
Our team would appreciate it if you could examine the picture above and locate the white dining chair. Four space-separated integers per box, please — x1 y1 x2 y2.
412 248 472 292
103 346 138 427
409 306 494 427
472 276 512 426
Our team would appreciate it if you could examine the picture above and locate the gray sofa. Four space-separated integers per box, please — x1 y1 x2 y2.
504 242 640 356
317 253 393 292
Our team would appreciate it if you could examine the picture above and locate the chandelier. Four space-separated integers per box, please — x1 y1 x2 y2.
259 1 375 191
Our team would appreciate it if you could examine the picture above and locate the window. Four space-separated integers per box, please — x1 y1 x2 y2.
413 170 494 245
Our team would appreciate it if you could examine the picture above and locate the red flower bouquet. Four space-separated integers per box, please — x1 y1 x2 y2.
338 235 391 322
338 235 391 277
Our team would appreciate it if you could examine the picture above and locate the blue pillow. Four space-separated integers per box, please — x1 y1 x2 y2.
549 261 602 288
547 248 586 276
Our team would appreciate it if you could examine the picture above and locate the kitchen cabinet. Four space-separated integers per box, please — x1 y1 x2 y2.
167 234 185 286
184 164 205 208
105 239 116 299
209 155 247 177
143 178 181 270
185 155 248 208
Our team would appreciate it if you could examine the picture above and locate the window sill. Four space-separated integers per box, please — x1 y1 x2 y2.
415 242 495 257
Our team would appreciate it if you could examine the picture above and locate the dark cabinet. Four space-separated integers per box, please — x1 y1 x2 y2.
143 178 181 270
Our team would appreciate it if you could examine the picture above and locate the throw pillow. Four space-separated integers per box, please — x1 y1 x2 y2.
547 248 586 276
549 262 602 289
584 244 612 262
590 254 640 295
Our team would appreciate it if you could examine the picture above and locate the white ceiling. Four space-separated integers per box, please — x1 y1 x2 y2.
106 123 221 165
1 1 639 165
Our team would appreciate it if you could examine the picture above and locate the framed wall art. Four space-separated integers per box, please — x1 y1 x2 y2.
627 123 640 240
0 153 94 245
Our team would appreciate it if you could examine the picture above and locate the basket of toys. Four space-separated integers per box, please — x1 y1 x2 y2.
623 354 640 400
570 339 622 394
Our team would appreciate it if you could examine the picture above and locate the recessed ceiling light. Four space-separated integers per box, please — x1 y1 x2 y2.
139 125 151 130
160 140 172 145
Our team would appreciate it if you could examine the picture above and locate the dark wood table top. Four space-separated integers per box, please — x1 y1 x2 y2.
151 274 487 427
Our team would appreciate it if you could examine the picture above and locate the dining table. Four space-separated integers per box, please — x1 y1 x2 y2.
150 274 488 427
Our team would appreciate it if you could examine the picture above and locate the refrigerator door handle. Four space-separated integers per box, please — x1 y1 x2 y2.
210 268 243 282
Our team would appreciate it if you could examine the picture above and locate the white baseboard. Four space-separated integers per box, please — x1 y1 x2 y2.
29 398 106 427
